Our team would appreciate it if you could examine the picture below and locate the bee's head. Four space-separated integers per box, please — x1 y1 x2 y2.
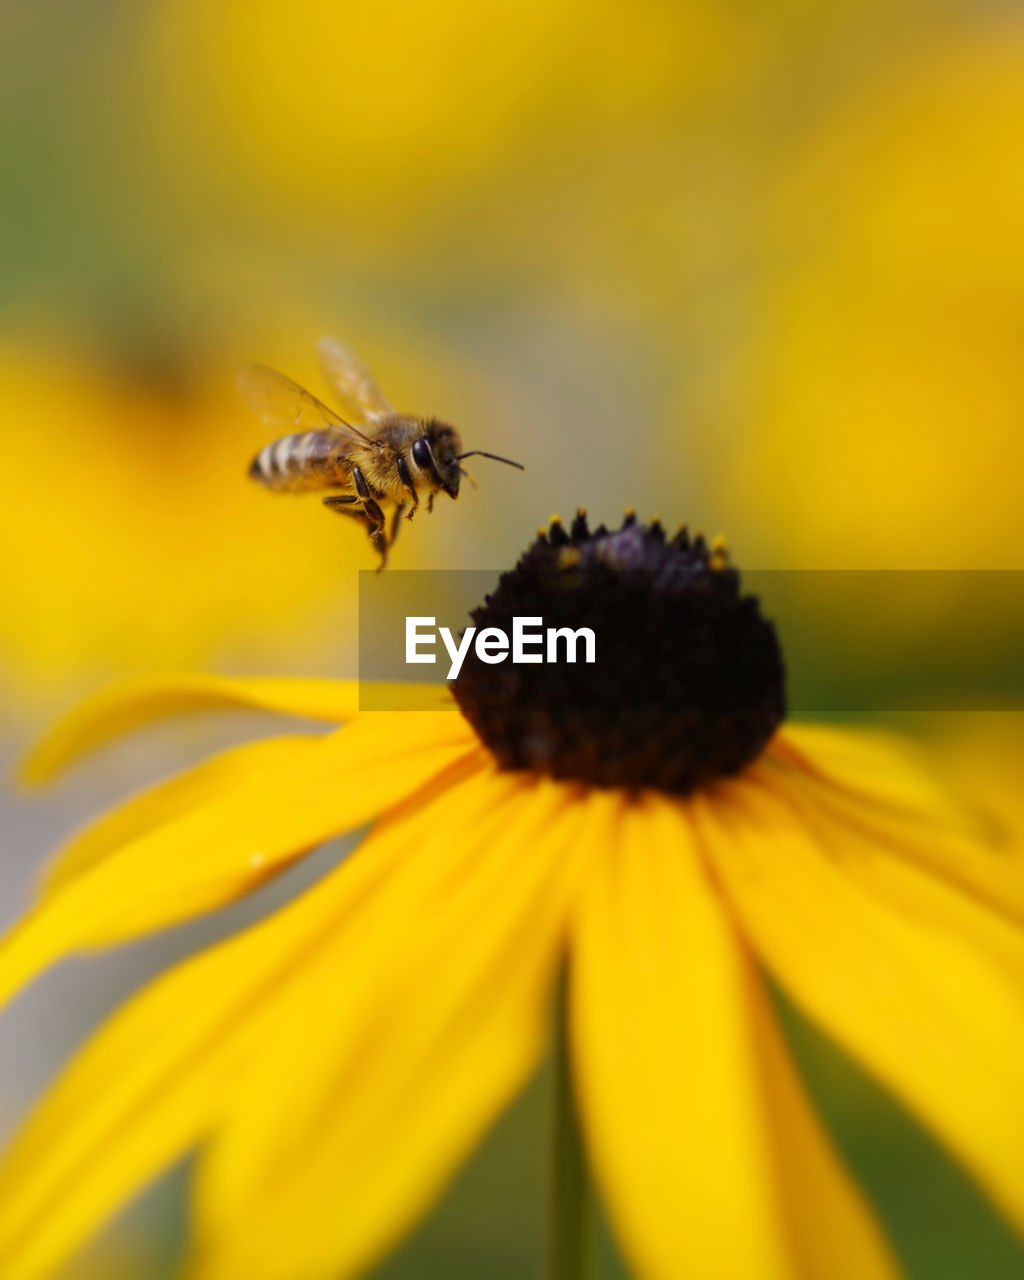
411 420 463 499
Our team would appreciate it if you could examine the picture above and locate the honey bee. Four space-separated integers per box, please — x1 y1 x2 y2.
241 336 524 569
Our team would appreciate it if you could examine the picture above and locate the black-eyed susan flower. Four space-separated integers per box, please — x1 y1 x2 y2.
2 514 1024 1280
0 337 374 711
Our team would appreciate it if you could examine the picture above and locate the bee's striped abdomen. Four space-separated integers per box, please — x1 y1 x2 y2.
249 431 341 492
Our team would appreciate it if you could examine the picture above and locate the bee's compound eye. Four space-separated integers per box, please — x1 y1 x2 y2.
412 438 432 470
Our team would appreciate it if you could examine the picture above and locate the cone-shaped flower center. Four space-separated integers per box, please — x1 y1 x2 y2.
452 511 786 794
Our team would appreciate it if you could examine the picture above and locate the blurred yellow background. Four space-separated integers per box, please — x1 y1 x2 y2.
2 0 1023 717
1 1 1023 1276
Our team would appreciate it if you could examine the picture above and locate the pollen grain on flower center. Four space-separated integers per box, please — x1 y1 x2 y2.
452 511 786 794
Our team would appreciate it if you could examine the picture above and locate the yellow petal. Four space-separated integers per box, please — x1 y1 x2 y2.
20 673 363 785
695 776 1024 1239
771 725 979 830
920 712 1024 858
570 795 898 1280
764 760 1024 989
769 725 1024 925
0 749 494 1279
186 769 588 1280
0 712 477 1010
40 733 321 895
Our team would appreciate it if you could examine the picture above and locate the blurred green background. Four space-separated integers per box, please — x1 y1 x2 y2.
1 0 1023 1276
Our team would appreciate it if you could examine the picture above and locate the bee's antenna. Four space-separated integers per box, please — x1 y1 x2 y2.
456 451 525 470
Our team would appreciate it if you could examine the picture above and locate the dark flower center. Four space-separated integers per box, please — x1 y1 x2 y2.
452 511 786 795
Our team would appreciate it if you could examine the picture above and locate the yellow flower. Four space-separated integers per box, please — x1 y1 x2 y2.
0 330 499 714
2 515 1024 1279
0 339 362 711
716 23 1024 570
142 0 745 243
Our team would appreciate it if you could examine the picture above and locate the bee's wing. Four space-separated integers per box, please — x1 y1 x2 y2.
237 364 375 444
317 336 395 426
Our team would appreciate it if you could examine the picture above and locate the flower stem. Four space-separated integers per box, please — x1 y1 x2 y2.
547 968 592 1280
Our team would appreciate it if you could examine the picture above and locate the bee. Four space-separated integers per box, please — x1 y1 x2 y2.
240 336 524 569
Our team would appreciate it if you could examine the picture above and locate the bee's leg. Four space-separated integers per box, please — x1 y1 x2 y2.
426 492 435 515
322 494 364 530
324 494 389 569
395 454 419 521
389 503 407 547
323 495 374 540
361 498 389 571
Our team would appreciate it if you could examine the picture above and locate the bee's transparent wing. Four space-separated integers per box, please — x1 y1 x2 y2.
237 364 374 443
317 336 395 426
